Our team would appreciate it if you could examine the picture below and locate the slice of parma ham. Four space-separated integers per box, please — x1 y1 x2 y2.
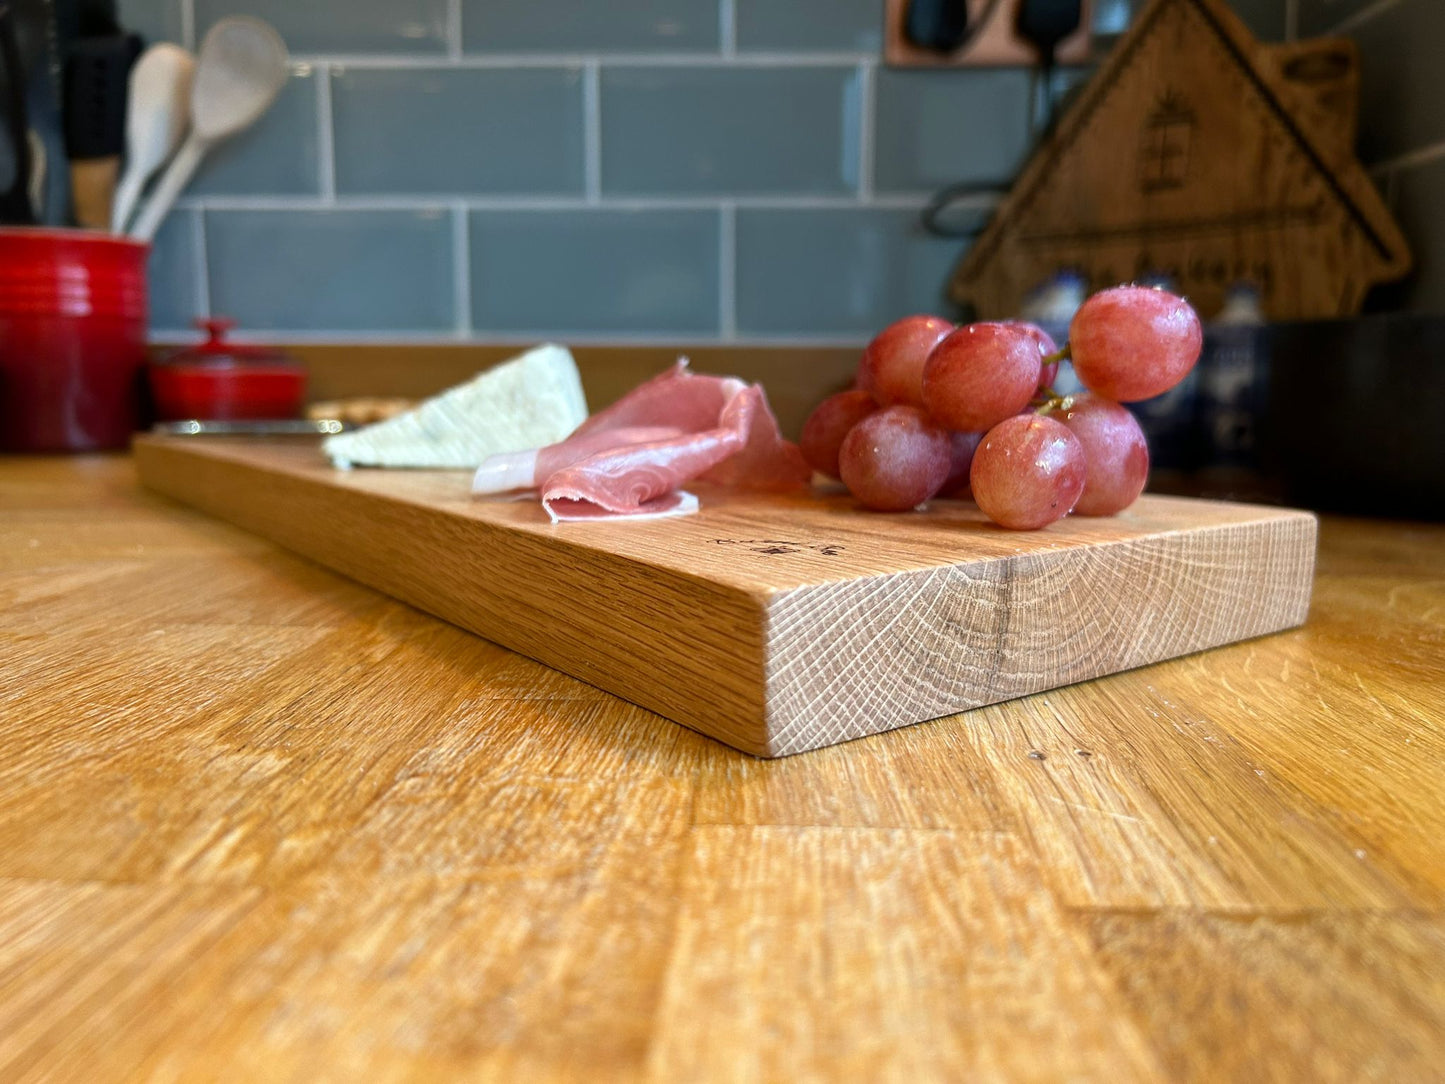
471 360 809 521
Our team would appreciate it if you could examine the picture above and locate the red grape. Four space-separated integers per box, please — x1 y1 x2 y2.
939 430 982 497
838 406 952 512
921 322 1043 433
800 389 878 479
1057 394 1149 515
857 315 954 408
1069 285 1203 402
970 415 1086 529
1007 320 1060 391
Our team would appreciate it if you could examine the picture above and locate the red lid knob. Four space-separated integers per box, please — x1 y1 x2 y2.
195 317 237 353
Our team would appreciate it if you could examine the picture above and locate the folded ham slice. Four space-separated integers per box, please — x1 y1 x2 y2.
472 360 809 521
571 361 747 438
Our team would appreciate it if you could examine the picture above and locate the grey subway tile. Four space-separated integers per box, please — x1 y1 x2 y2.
735 209 966 335
118 0 184 45
147 208 202 331
735 0 883 51
1224 0 1287 40
601 66 861 195
194 0 448 55
1390 155 1445 313
1090 0 1284 39
205 210 454 331
1091 0 1133 36
1051 66 1096 109
332 67 584 195
1352 0 1445 165
463 0 718 53
470 210 719 334
1297 0 1377 36
189 68 319 196
873 68 1031 192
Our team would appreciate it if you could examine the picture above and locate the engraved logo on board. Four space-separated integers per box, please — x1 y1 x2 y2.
709 538 844 557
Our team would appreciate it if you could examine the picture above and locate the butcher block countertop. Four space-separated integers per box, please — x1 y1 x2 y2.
3 453 1443 1082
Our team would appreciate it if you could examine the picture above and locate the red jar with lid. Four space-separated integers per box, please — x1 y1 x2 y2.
149 318 306 421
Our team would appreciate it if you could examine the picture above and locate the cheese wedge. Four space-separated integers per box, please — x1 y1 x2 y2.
322 343 587 469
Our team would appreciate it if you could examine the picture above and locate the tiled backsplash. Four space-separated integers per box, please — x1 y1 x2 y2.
122 0 1297 341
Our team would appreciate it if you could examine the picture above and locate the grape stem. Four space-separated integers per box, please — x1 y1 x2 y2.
1032 393 1075 416
1033 342 1074 414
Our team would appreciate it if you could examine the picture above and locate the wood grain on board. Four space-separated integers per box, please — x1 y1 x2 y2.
949 0 1410 320
134 436 1315 756
2 455 1442 1081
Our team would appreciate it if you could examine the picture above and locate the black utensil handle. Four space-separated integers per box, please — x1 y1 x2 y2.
0 2 36 223
63 32 137 158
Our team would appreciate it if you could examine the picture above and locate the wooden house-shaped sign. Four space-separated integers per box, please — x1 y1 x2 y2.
949 0 1411 320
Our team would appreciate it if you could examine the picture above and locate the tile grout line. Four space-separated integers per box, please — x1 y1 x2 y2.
181 0 195 51
719 202 736 341
315 63 336 203
584 61 602 204
1327 0 1404 35
719 0 737 56
446 0 463 61
452 202 472 338
857 60 875 200
283 51 873 69
191 208 211 319
177 194 951 212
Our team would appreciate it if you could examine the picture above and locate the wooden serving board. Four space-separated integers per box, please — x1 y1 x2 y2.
135 436 1317 757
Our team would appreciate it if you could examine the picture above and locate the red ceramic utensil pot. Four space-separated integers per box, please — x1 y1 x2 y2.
0 228 149 452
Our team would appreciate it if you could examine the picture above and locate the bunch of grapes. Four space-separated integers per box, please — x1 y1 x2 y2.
801 285 1203 530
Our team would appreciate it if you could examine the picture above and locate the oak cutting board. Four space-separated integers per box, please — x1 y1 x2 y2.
135 436 1317 757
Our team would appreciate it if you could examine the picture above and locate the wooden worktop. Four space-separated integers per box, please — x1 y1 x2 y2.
2 454 1442 1081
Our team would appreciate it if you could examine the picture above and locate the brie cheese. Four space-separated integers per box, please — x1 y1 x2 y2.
322 343 587 469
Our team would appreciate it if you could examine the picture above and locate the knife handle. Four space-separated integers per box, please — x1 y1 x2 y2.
70 155 117 230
